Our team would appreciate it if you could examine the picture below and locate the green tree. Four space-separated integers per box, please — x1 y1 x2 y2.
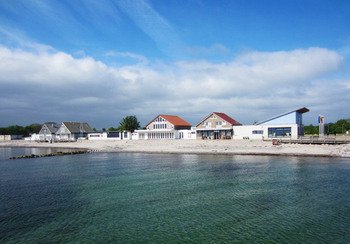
117 115 140 132
330 119 350 134
108 127 118 131
0 123 42 136
25 123 42 136
304 124 318 135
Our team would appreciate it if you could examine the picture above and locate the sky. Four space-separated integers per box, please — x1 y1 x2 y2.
0 0 349 129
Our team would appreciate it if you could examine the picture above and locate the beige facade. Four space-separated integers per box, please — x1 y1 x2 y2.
196 112 242 140
196 114 233 130
146 116 174 130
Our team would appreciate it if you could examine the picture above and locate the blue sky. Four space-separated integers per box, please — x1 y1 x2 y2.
0 0 349 128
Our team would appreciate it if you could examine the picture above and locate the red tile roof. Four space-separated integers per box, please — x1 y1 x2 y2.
146 115 191 127
214 112 241 125
196 112 242 126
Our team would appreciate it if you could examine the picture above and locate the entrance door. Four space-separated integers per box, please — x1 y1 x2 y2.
214 131 219 139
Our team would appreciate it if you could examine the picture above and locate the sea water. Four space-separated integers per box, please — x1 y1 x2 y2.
1 147 349 243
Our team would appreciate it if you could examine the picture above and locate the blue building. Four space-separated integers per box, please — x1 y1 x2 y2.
233 107 309 140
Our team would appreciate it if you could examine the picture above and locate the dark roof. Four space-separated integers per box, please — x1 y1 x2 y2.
62 122 93 133
256 107 309 125
196 112 242 126
41 123 59 134
146 115 191 127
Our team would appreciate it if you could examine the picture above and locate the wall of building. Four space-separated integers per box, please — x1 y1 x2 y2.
233 124 300 140
88 131 131 140
146 117 174 130
0 135 23 140
133 129 196 140
133 129 175 140
233 125 265 140
196 115 232 129
259 112 297 125
177 129 196 139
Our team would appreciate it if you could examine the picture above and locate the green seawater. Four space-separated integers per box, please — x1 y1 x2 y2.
1 148 350 243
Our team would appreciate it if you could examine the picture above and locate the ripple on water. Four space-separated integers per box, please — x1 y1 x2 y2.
1 151 350 243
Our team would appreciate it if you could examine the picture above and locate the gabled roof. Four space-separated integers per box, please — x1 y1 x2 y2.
41 123 59 134
196 112 242 126
256 107 309 125
62 122 93 133
146 115 191 127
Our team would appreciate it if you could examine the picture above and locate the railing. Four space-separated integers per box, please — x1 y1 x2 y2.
276 135 350 144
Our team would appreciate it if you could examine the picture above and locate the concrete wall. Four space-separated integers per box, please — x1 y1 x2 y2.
0 135 23 140
233 124 300 140
88 131 131 140
177 129 197 139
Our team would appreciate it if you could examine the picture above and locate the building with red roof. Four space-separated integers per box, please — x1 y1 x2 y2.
195 112 242 139
134 115 195 140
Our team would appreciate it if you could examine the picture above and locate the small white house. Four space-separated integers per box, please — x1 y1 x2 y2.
37 123 59 141
0 135 23 140
56 122 93 141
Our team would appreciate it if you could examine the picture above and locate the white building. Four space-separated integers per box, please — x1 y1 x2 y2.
195 112 242 140
133 115 196 140
88 131 131 140
37 123 59 141
55 122 93 141
233 107 309 140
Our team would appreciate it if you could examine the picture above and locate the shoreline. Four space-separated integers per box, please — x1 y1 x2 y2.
1 139 350 158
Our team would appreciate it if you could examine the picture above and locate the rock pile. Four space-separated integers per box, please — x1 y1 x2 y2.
9 150 90 159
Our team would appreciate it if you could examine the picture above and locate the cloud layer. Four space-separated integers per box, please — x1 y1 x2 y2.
0 45 347 128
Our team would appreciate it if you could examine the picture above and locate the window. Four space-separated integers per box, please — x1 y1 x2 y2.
108 132 119 138
252 130 263 134
268 127 291 138
216 121 222 126
90 134 101 138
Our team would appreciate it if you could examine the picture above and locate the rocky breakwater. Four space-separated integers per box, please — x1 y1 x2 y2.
9 150 90 159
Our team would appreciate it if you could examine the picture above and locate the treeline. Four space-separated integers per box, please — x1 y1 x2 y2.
304 119 350 135
0 124 42 137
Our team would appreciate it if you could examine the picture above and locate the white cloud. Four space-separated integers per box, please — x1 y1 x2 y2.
0 45 348 127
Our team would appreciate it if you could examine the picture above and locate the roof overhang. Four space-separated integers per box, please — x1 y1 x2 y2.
296 107 310 114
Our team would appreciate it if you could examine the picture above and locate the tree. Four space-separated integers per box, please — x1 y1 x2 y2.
108 127 117 131
117 115 140 132
0 123 42 136
304 124 318 135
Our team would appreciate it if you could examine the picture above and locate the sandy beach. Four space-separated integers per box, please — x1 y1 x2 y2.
1 139 350 158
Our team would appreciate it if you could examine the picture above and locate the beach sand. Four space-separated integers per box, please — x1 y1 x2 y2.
1 139 350 157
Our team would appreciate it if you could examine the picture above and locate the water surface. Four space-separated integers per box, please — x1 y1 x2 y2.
1 148 349 243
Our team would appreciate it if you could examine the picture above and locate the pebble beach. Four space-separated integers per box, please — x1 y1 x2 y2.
1 139 350 158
